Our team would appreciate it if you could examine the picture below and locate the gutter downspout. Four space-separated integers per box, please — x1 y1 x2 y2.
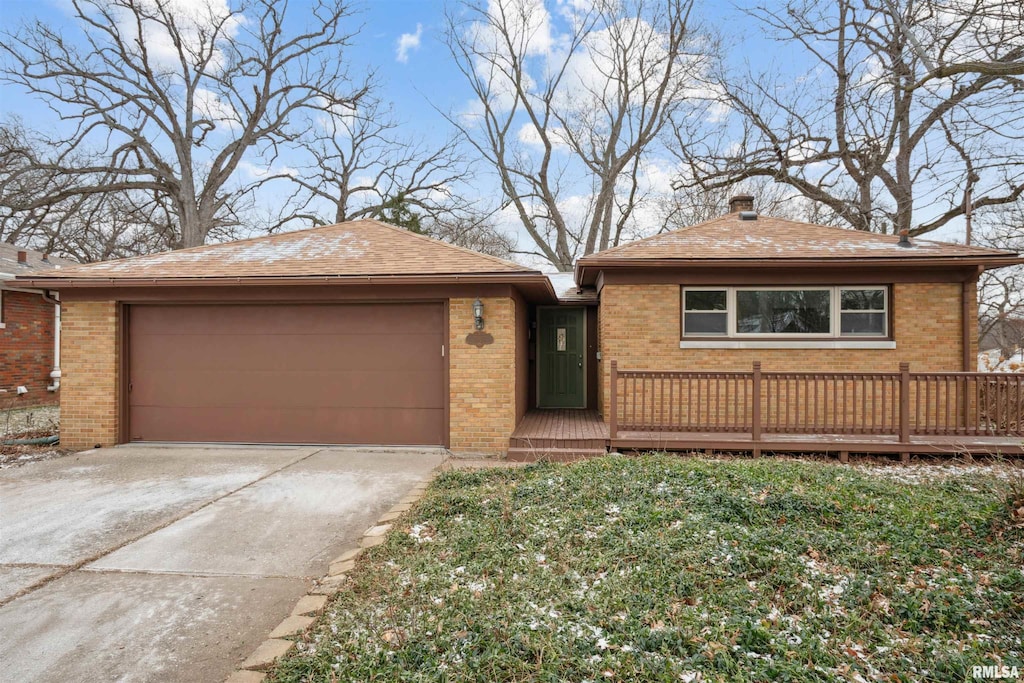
0 284 62 390
48 291 61 392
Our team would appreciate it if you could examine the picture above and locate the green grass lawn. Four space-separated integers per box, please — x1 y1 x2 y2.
270 456 1023 682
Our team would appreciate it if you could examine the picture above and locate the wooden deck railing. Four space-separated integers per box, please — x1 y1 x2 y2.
609 360 1024 441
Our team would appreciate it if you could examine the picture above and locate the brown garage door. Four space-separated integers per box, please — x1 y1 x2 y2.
127 303 446 445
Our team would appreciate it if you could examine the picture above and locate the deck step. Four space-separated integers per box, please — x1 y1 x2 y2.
509 438 607 450
506 447 608 463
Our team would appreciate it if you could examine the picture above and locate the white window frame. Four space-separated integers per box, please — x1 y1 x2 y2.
681 287 729 336
838 286 888 337
681 286 893 349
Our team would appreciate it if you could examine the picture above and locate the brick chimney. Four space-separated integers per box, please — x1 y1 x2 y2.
17 250 28 264
728 195 755 213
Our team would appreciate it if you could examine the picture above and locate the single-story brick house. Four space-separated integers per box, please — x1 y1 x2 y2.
1 244 69 409
15 199 1024 455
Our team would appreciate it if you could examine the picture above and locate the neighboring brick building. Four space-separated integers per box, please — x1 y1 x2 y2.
1 245 71 409
15 207 1022 456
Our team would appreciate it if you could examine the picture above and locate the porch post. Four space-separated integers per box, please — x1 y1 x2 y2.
609 360 618 440
899 362 911 444
751 361 762 443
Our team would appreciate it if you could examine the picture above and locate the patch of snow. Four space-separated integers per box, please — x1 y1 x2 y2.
1 405 59 437
637 230 968 256
978 348 1024 372
855 463 1020 485
74 232 371 273
545 271 581 298
0 469 267 564
409 523 434 543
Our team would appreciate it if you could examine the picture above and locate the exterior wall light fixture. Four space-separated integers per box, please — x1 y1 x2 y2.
472 298 485 330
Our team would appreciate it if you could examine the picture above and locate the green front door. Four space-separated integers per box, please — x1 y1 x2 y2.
538 307 586 408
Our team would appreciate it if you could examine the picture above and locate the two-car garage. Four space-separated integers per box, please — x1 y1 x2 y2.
19 218 552 452
126 302 447 445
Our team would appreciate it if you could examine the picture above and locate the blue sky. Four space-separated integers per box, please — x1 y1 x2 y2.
0 0 974 265
0 0 466 150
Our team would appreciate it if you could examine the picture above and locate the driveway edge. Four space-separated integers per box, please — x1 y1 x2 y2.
226 473 437 681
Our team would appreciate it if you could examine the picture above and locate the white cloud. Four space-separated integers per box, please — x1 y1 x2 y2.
238 160 298 180
115 0 244 74
516 121 569 149
193 88 239 130
467 0 557 60
396 24 423 63
636 159 677 196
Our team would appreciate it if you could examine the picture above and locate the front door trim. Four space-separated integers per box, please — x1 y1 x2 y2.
536 305 587 408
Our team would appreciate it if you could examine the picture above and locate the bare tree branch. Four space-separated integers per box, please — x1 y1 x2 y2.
977 200 1024 354
261 90 475 232
445 0 711 270
0 0 367 249
674 0 1024 237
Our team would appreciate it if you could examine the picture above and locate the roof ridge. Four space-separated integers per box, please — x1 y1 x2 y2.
50 219 537 277
357 218 533 271
49 221 355 274
585 213 1015 259
585 216 718 257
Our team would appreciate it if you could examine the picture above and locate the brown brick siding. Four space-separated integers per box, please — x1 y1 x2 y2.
449 297 518 455
1 290 58 408
60 300 119 449
599 282 970 419
58 297 524 453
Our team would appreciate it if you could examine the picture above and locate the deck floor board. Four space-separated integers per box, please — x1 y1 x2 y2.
508 410 1022 456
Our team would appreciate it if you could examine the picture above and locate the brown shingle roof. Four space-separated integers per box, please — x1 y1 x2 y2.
27 219 535 281
546 272 598 304
0 244 74 278
587 213 1014 261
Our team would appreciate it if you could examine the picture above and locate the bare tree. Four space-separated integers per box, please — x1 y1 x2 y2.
426 213 516 260
675 0 1024 236
1 0 368 249
264 92 475 231
1 118 193 261
654 177 827 233
1 120 82 249
883 0 1024 82
446 0 711 270
977 201 1024 354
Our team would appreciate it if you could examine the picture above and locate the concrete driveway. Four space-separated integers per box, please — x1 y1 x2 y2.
0 445 446 683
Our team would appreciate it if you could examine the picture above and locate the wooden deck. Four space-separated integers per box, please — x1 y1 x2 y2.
507 409 608 461
508 409 1023 461
613 431 1024 457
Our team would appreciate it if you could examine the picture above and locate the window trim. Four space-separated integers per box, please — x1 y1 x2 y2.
681 285 890 341
838 286 888 337
682 287 729 336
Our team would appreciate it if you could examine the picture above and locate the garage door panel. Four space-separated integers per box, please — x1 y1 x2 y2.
129 407 446 445
132 302 444 336
128 303 446 445
131 332 442 372
131 369 443 409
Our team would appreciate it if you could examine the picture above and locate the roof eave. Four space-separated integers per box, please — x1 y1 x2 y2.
14 271 560 303
576 255 1024 286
